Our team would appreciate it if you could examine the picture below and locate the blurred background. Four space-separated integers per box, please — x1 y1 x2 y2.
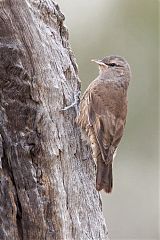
56 0 159 239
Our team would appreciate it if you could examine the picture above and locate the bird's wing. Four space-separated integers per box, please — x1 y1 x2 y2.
87 81 127 164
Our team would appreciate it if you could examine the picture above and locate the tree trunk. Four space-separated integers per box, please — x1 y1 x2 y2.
0 1 108 239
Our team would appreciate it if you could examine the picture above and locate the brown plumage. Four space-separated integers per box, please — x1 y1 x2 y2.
77 55 131 193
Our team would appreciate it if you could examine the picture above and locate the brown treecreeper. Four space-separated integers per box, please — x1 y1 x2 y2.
77 55 131 193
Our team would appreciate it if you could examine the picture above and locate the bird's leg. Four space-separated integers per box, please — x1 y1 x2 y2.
88 129 100 164
60 90 80 113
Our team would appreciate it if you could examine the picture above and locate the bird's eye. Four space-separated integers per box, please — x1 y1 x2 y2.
109 63 116 67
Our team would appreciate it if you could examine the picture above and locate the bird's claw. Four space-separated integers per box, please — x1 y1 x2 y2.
60 91 81 112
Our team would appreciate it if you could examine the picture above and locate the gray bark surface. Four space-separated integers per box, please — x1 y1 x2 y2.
0 1 108 239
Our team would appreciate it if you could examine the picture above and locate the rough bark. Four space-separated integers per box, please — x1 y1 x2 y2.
0 1 108 239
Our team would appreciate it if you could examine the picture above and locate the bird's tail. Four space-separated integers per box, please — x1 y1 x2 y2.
96 156 113 193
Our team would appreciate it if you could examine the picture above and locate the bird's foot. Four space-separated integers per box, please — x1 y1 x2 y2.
60 90 81 112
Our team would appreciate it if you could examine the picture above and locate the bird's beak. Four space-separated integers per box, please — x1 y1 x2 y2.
91 59 106 67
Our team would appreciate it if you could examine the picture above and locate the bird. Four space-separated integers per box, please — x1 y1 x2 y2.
76 55 131 193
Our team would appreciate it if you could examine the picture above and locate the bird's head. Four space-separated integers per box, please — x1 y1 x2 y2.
92 55 131 81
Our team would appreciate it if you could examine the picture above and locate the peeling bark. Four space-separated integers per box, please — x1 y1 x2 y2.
0 1 108 239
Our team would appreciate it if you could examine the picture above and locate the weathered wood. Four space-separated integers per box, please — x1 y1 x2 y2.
0 1 108 239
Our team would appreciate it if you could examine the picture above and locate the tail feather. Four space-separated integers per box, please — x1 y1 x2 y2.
96 157 113 193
